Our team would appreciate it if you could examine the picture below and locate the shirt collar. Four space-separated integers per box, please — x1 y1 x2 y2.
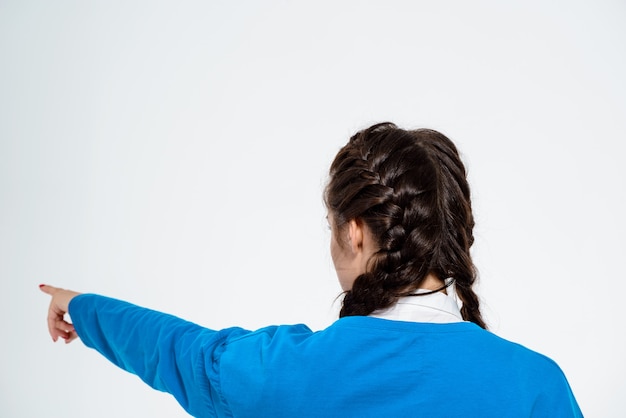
369 289 464 323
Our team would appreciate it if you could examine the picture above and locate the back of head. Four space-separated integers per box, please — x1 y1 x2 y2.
326 122 486 328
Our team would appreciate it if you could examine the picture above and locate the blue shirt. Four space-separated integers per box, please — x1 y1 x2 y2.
69 294 583 417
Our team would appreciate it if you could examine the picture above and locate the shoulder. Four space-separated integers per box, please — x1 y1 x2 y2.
222 323 315 345
480 329 568 373
214 323 317 363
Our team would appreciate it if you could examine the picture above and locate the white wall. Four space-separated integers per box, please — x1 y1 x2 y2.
1 1 624 416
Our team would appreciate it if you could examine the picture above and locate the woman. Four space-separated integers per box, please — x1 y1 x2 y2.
41 122 582 417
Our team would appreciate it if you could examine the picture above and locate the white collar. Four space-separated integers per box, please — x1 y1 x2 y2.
369 289 464 323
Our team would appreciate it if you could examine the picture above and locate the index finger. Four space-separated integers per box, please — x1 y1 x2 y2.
39 284 60 296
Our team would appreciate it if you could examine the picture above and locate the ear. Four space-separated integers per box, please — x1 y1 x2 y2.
347 219 364 254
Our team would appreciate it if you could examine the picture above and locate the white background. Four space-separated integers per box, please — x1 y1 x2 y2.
1 1 624 416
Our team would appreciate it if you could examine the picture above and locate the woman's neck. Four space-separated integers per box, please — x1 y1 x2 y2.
419 273 447 294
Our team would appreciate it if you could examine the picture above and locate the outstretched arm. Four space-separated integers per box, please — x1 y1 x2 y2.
39 284 81 343
39 284 248 417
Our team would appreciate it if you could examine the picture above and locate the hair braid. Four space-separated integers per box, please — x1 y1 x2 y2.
325 122 486 328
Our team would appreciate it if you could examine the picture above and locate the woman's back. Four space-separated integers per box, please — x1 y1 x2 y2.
215 317 579 417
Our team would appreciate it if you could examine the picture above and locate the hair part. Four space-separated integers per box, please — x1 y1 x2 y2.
325 122 486 328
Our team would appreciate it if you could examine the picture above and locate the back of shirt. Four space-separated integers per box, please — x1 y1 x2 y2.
214 317 582 418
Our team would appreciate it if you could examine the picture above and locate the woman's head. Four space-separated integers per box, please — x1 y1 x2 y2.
325 122 486 328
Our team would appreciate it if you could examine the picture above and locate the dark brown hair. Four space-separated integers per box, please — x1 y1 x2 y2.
325 122 486 328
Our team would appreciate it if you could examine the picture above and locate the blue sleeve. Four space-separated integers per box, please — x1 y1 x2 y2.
516 350 583 418
532 365 584 418
68 294 248 418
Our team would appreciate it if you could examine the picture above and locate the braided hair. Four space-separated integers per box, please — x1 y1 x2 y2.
325 122 486 328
